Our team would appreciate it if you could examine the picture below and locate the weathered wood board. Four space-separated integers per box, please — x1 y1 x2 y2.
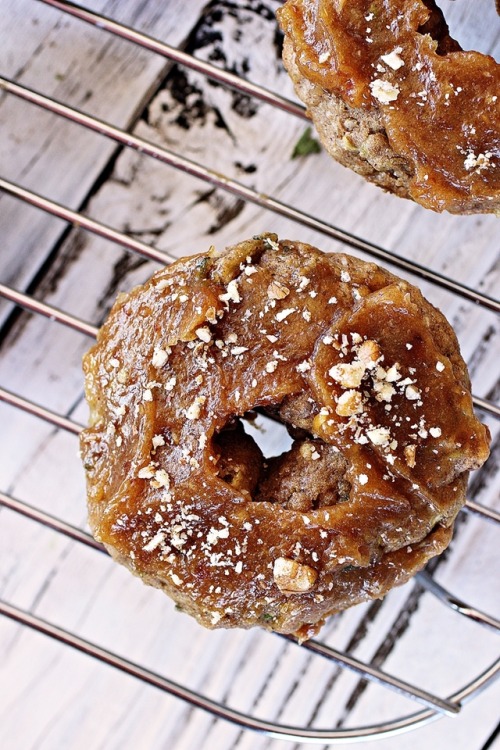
0 2 499 749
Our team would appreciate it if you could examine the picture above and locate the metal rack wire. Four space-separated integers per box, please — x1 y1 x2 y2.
0 0 499 745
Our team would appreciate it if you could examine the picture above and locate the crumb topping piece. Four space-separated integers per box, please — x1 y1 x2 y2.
369 78 400 103
273 557 318 594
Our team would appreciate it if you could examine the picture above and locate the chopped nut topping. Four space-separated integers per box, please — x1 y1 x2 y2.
165 376 177 392
340 270 351 282
152 347 169 368
143 531 166 552
138 464 156 480
373 380 396 403
206 524 230 545
206 306 218 324
366 426 391 446
152 469 170 489
404 445 417 468
357 339 381 367
273 557 318 594
405 385 421 401
195 327 212 343
464 151 493 173
267 281 290 300
185 396 206 420
275 308 295 322
298 276 310 290
336 389 364 416
152 434 165 449
296 360 311 373
155 278 171 292
264 236 280 251
370 78 400 103
219 279 241 304
300 443 321 461
329 361 366 388
385 363 401 382
380 47 404 70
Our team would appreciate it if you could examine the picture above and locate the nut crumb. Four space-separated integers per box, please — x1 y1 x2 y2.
268 281 290 300
404 445 417 468
370 78 400 103
273 557 318 594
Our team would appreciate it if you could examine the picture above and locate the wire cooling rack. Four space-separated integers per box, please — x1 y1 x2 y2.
0 1 499 747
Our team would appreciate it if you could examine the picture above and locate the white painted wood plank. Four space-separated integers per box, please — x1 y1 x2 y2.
0 0 208 306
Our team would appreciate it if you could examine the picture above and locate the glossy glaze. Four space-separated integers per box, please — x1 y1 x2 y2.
81 235 490 637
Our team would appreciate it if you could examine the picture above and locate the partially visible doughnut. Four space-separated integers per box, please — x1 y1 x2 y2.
81 235 490 639
277 0 500 214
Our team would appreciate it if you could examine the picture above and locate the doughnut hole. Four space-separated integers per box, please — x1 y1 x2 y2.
430 0 500 59
213 408 351 512
213 421 263 497
417 0 462 54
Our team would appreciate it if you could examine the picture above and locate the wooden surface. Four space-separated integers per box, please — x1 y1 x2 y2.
0 1 499 749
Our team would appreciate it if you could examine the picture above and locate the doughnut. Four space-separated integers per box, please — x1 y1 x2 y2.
80 234 490 639
277 0 500 214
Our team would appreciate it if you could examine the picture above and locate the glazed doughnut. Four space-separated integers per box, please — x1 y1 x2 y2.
81 234 490 639
277 0 500 214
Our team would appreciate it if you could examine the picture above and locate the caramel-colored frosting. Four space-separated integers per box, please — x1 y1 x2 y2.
81 235 490 637
278 0 500 213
